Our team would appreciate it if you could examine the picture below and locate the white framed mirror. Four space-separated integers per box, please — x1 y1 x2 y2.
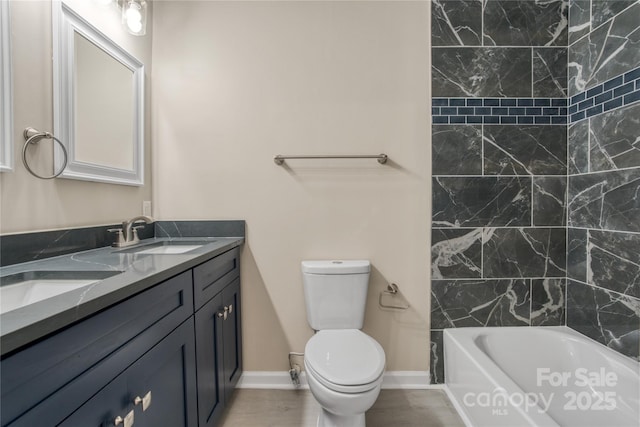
0 0 13 172
53 1 144 186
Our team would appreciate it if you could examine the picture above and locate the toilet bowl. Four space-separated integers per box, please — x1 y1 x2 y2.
304 329 385 427
301 260 386 427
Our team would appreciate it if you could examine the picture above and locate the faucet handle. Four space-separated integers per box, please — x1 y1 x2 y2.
108 228 126 247
131 225 146 242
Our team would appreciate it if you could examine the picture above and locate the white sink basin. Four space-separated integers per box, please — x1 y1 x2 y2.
1 279 100 313
132 245 202 255
116 240 209 255
0 271 121 314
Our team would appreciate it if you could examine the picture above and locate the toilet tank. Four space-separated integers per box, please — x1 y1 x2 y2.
301 260 371 330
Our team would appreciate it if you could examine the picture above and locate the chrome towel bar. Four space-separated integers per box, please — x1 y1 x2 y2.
274 153 388 165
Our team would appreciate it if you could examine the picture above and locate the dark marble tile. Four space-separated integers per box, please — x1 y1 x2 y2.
432 47 532 97
432 177 532 227
533 48 568 97
568 120 589 174
590 103 640 171
531 278 566 326
591 0 638 29
0 224 148 267
569 0 591 44
533 177 567 226
432 125 482 175
588 230 640 298
483 125 567 175
568 3 640 96
483 227 567 278
567 280 640 361
432 228 483 279
483 0 568 47
155 220 245 238
567 227 588 282
431 0 482 46
431 279 531 328
430 330 445 384
568 168 640 232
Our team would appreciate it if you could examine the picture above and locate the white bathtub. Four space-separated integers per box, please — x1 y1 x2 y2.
444 326 640 427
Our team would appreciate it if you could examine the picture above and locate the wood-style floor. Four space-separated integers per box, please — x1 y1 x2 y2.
219 389 465 427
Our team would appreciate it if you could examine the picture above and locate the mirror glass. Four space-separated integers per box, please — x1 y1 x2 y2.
54 2 144 185
74 32 134 170
0 0 13 172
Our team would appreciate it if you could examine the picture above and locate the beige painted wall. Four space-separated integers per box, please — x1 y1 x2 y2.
0 0 152 234
153 1 431 371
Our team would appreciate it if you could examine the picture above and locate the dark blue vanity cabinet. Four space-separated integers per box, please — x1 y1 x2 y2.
58 320 198 427
193 249 242 427
0 247 242 427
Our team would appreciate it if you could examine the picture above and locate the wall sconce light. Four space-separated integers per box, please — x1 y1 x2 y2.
122 0 147 36
93 0 147 36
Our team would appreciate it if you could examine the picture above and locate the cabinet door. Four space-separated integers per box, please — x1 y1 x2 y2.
57 321 197 427
194 293 225 427
127 320 198 427
222 278 242 401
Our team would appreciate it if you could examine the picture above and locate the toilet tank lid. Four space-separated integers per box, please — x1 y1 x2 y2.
301 260 370 275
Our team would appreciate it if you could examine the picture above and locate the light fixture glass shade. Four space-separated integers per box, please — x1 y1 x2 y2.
121 0 147 36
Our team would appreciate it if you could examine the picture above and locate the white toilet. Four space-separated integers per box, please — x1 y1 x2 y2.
301 260 386 427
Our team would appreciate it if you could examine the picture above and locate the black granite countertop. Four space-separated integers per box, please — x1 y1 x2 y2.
0 237 243 356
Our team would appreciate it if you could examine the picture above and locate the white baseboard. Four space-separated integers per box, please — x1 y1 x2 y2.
237 371 309 389
380 371 431 389
237 371 433 390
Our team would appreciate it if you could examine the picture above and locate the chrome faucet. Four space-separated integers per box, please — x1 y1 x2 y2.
109 215 154 248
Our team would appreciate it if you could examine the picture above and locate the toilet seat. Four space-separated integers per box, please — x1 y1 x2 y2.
305 329 385 393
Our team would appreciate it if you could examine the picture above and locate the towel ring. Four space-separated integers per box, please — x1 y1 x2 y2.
22 127 68 179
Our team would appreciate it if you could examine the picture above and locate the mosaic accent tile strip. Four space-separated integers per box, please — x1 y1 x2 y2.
432 97 568 124
432 65 640 125
569 66 640 123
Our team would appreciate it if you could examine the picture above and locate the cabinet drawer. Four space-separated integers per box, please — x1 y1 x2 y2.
193 248 240 309
1 271 193 427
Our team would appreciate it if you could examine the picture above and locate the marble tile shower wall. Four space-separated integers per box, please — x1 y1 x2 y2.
430 0 570 384
566 0 640 365
429 0 640 384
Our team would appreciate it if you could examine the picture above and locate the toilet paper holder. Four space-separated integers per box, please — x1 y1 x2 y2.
378 283 409 310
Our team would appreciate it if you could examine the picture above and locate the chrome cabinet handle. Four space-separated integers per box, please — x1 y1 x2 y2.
134 391 152 411
115 409 134 426
113 411 133 427
217 307 228 320
228 304 233 314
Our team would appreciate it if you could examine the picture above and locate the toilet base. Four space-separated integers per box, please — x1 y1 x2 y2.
317 408 365 427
